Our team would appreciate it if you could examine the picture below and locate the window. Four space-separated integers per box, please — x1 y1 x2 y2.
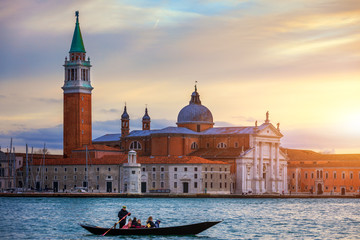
97 176 99 180
205 174 207 179
194 167 198 172
161 182 164 188
220 174 222 180
55 168 58 172
325 172 328 179
225 182 227 188
211 174 213 179
64 168 67 172
210 182 213 188
64 176 67 180
85 167 87 172
153 167 156 172
206 143 210 148
174 167 177 172
350 172 353 179
305 173 308 179
129 141 142 150
161 173 164 180
217 142 227 149
184 167 187 172
161 167 164 172
234 142 239 148
191 142 198 150
74 176 77 180
132 171 135 174
45 168 48 172
292 173 295 178
152 173 156 180
142 167 145 172
205 182 207 188
74 167 77 172
225 168 227 172
311 173 314 179
220 183 222 188
97 168 99 172
334 172 337 179
174 174 177 179
205 168 207 171
54 176 57 180
194 174 198 179
194 182 198 188
174 182 177 188
225 174 227 180
342 172 345 179
108 168 111 172
152 182 155 188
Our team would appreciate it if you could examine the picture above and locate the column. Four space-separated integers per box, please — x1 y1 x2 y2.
275 143 280 192
252 141 259 193
269 143 274 192
235 159 246 194
259 142 264 193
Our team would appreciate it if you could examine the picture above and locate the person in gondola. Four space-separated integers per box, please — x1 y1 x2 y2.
146 216 155 228
131 217 138 228
122 218 132 229
155 220 161 228
118 206 130 228
136 219 143 228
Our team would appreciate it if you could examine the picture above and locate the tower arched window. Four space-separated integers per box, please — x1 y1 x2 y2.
130 141 142 150
191 142 198 150
217 142 227 149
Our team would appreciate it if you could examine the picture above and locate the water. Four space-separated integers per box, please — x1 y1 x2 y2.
0 197 359 239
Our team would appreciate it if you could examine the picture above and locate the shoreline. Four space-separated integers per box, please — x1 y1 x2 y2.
0 192 359 198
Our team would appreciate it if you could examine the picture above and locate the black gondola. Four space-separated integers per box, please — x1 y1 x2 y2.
80 221 221 236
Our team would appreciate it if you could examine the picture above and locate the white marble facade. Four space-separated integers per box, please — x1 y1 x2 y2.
236 124 287 194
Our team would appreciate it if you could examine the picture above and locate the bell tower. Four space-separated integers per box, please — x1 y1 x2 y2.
62 11 93 158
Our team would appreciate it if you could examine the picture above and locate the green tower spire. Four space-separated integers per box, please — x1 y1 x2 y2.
69 11 86 53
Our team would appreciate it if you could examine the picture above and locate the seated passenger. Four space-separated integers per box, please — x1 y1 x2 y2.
146 216 155 228
131 217 137 228
155 220 161 228
136 219 143 228
122 218 132 229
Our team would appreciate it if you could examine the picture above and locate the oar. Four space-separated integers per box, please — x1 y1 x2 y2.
102 213 130 236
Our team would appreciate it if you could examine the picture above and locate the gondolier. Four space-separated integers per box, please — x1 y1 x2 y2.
118 206 131 228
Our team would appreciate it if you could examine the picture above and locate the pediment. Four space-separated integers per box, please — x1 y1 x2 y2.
257 124 283 137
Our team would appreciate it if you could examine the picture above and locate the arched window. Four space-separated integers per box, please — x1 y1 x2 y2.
191 142 198 150
129 141 142 150
217 142 227 149
234 142 239 148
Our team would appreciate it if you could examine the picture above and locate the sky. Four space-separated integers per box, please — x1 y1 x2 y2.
0 0 359 154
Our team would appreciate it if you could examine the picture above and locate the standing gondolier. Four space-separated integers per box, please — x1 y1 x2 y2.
118 206 131 228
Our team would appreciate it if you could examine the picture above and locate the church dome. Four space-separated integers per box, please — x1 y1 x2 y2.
177 86 213 125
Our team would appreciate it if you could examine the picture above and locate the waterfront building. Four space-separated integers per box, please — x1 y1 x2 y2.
287 149 360 195
27 150 230 194
0 149 23 192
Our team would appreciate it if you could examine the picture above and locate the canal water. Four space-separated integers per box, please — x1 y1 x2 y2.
0 197 359 239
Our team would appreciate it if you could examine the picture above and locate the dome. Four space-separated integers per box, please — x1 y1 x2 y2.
177 86 214 125
177 104 213 124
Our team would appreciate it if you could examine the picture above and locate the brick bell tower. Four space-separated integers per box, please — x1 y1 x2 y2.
62 11 93 158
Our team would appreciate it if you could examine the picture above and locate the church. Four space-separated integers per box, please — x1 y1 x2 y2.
27 12 288 194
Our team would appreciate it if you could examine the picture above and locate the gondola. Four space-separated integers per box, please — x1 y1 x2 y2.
80 221 221 236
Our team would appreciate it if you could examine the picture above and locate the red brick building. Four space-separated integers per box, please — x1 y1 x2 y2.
287 149 360 195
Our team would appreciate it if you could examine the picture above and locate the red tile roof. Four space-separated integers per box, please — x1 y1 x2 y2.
285 148 360 161
189 148 246 158
72 144 121 152
30 155 228 166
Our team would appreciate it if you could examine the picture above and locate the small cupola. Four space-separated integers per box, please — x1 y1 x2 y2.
142 107 151 130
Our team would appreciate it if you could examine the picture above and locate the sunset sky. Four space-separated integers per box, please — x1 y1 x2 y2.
0 0 359 154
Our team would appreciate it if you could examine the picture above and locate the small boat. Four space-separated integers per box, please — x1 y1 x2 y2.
80 221 221 236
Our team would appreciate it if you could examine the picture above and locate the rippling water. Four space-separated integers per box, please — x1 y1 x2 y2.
0 197 359 239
